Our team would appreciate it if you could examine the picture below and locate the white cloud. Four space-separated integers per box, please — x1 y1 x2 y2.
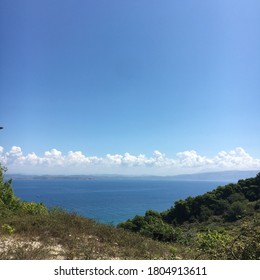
67 151 88 164
67 151 101 165
106 154 123 165
0 146 259 175
25 153 39 165
7 146 23 158
41 149 64 166
213 147 260 169
5 146 25 165
176 150 213 167
153 150 164 158
44 149 62 158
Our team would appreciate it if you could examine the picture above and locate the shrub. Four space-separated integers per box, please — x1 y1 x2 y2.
196 230 231 259
1 223 15 235
21 202 48 215
225 201 247 222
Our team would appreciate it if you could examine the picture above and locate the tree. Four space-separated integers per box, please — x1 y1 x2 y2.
173 200 190 224
225 201 247 222
0 164 48 215
0 164 20 210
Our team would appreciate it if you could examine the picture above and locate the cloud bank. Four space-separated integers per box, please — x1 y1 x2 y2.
0 146 259 175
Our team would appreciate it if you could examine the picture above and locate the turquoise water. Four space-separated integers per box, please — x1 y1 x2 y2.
12 179 228 224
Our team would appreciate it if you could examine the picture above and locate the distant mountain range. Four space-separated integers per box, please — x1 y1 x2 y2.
6 170 259 182
165 170 259 182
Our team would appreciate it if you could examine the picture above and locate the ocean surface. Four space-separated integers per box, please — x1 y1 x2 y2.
12 179 229 225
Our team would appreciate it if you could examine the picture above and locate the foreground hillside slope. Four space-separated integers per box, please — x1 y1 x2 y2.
1 164 259 259
119 172 260 259
0 165 174 260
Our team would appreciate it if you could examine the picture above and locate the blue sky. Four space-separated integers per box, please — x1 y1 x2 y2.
0 0 260 175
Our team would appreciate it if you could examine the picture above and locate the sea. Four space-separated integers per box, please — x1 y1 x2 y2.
12 179 229 225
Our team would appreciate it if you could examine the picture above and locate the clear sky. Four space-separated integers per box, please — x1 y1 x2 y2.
0 0 260 175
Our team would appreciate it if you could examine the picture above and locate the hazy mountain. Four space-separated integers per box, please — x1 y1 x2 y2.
167 170 259 182
6 170 259 182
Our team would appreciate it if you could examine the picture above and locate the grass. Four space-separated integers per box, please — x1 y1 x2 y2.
0 209 176 260
1 208 259 259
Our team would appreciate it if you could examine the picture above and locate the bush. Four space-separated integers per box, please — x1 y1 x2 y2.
1 223 15 235
140 221 179 242
21 202 48 215
254 200 260 210
196 230 231 259
225 201 247 222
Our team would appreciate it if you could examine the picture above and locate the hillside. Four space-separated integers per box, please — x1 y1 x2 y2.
0 165 173 259
166 170 259 182
118 172 260 259
1 164 260 259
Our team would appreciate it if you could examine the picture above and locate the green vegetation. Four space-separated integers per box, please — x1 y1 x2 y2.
118 173 260 259
0 164 173 260
0 165 48 217
1 163 259 259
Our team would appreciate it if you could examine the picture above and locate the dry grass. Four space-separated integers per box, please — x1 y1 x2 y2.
0 209 175 260
1 209 259 260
